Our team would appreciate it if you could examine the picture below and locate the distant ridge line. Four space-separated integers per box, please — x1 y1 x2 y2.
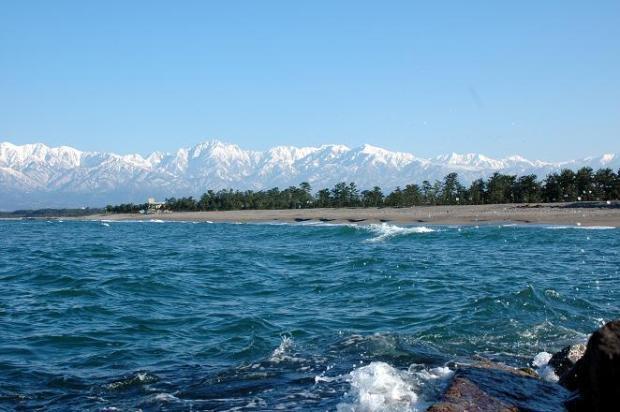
0 140 617 209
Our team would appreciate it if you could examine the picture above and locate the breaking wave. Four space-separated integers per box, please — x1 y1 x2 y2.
269 336 305 364
545 225 616 230
532 352 559 382
336 361 453 412
364 223 435 242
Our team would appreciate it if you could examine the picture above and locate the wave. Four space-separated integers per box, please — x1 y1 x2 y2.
532 352 559 382
336 361 453 411
545 225 616 230
269 336 305 364
363 223 435 243
106 371 159 391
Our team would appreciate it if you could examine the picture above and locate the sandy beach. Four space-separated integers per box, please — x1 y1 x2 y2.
79 202 620 227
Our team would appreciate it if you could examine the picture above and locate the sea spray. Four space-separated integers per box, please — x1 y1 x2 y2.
336 362 453 412
364 223 435 242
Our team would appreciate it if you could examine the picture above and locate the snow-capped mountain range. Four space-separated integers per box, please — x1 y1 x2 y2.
0 140 618 210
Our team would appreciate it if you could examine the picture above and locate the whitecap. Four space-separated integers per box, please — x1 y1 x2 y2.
532 351 559 382
149 219 165 223
102 223 110 227
269 336 305 364
336 361 453 412
106 371 158 390
364 223 435 243
545 225 616 230
154 393 179 402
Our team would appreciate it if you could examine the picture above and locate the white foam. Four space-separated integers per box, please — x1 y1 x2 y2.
269 336 304 364
532 351 552 368
337 362 417 411
106 371 157 390
545 225 616 230
364 223 435 243
412 366 453 381
532 352 559 382
336 362 453 412
154 393 179 402
149 219 165 223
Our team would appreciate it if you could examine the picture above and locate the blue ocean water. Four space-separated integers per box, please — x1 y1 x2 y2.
0 220 618 411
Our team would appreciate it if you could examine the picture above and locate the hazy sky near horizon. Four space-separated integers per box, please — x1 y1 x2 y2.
1 1 619 160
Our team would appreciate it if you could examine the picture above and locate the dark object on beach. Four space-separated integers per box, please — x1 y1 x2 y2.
379 219 391 222
416 219 425 222
561 319 620 412
347 218 366 222
319 218 335 222
428 360 568 412
294 218 312 222
549 343 586 379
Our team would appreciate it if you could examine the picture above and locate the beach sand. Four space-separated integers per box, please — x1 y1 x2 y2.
80 202 620 227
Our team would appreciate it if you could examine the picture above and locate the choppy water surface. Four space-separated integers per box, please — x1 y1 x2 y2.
0 220 618 411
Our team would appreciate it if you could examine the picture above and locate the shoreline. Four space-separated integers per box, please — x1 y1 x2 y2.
67 203 620 227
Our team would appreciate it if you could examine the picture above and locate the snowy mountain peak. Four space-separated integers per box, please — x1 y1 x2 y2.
504 154 528 163
359 143 386 154
601 153 616 165
0 140 617 210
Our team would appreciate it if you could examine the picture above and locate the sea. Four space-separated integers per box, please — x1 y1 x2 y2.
0 219 618 411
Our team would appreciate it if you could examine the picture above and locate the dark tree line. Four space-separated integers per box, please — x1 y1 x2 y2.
105 167 620 213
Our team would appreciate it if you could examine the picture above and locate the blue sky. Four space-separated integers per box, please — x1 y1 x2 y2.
1 1 618 160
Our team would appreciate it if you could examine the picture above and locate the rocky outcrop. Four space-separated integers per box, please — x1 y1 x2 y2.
427 360 569 411
427 377 517 412
560 319 620 412
426 320 620 411
549 343 586 379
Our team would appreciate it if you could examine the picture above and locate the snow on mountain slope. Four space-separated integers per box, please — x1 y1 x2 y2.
0 140 617 210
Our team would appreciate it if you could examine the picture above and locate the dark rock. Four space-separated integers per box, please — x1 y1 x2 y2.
427 361 569 412
427 377 517 412
549 343 586 378
560 319 620 412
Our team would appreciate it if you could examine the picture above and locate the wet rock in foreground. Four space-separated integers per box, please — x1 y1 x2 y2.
549 343 586 379
560 319 620 412
427 376 517 412
427 360 569 412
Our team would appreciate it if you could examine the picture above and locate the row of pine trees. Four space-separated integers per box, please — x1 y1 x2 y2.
106 166 620 213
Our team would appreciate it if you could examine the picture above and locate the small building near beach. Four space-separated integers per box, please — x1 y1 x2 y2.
147 197 165 213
